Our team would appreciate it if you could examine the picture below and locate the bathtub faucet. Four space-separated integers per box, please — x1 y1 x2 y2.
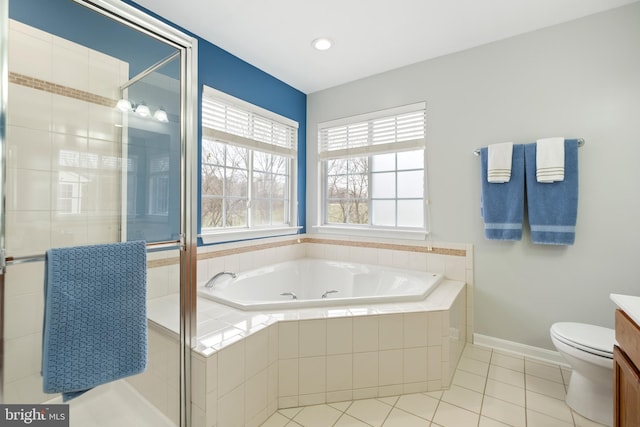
321 290 339 298
280 292 297 300
204 271 237 289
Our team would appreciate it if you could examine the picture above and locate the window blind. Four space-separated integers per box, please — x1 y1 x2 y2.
202 87 298 157
318 102 426 160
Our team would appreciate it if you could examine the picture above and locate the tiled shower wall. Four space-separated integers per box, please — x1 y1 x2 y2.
3 19 128 403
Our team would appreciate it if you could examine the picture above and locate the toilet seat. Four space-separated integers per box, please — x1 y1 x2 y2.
550 322 615 359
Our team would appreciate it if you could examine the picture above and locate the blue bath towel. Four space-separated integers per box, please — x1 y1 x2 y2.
480 144 525 240
42 241 147 401
524 139 579 245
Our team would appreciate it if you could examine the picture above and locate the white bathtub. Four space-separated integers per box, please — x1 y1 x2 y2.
198 258 443 311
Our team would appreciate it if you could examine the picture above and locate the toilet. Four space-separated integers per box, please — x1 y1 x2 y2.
550 322 616 427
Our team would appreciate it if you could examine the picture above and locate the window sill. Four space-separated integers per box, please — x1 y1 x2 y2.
312 225 429 241
199 226 301 245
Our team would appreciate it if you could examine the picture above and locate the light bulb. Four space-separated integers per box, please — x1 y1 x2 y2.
135 103 151 117
116 98 132 112
154 108 169 123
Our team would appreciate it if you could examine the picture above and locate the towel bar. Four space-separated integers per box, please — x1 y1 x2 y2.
473 138 585 156
2 240 182 267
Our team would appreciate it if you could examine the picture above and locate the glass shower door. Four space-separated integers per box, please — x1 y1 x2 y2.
0 1 197 426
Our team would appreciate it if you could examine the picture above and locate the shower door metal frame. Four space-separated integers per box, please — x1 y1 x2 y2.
0 1 199 426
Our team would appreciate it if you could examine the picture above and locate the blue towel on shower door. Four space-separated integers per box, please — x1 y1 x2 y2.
42 241 148 401
480 144 525 240
524 139 579 245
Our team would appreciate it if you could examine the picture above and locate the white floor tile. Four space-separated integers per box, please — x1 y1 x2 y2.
394 393 439 420
481 395 526 427
526 409 574 427
328 401 352 412
463 344 492 363
457 356 490 377
478 416 513 427
292 405 342 427
525 359 564 383
491 352 525 373
377 396 399 406
440 385 483 413
432 401 479 427
526 374 567 400
345 398 392 427
452 369 487 393
526 390 574 424
261 412 290 427
484 378 526 407
382 408 430 427
572 411 609 427
279 407 304 419
488 365 525 388
334 413 371 426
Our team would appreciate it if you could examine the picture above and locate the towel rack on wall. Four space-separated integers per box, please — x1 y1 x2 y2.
1 240 182 267
473 138 585 156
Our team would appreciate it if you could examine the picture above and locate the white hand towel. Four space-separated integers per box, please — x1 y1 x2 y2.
487 142 513 183
536 137 565 183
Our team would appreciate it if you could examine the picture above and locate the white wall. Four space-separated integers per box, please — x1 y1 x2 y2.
306 3 640 349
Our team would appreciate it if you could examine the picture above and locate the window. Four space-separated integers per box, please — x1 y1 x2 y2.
318 103 428 237
200 87 299 242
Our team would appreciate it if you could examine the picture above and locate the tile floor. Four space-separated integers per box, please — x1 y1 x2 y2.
260 343 608 427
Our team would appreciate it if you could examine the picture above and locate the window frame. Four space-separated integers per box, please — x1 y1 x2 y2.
199 87 300 244
317 103 429 240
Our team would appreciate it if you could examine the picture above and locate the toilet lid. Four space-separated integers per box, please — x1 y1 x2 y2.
551 322 615 358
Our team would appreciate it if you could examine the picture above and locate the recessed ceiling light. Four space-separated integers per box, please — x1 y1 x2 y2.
312 37 333 51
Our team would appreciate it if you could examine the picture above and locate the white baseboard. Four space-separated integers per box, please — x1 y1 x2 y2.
473 333 570 368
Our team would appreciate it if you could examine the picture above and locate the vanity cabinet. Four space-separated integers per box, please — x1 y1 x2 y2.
614 308 640 427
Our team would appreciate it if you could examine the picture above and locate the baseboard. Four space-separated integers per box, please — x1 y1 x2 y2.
473 333 570 368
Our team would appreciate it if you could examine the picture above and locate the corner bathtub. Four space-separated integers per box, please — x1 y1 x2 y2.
198 258 443 311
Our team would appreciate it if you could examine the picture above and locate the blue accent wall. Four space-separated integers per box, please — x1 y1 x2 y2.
9 0 307 242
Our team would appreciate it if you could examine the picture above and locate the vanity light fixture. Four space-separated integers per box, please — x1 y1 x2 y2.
153 107 169 123
312 37 333 51
116 98 132 112
134 102 151 118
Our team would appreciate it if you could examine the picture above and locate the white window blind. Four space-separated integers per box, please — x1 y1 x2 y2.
319 102 426 160
202 87 298 157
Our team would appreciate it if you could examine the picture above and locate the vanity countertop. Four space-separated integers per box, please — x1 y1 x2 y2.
610 293 640 326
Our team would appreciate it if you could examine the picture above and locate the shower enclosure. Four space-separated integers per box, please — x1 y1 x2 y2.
0 0 198 426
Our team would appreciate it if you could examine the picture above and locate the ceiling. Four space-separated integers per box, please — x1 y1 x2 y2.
133 0 638 94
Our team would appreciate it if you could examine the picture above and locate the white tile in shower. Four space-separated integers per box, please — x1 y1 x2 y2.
52 41 89 92
3 333 42 384
379 313 404 350
352 316 379 353
88 50 125 99
326 317 353 355
52 94 89 137
88 105 120 142
7 126 52 171
4 292 45 340
299 319 326 357
7 84 52 131
50 216 88 248
4 262 45 298
8 26 53 81
6 168 51 211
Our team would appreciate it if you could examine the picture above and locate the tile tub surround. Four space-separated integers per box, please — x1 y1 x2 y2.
145 278 466 427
